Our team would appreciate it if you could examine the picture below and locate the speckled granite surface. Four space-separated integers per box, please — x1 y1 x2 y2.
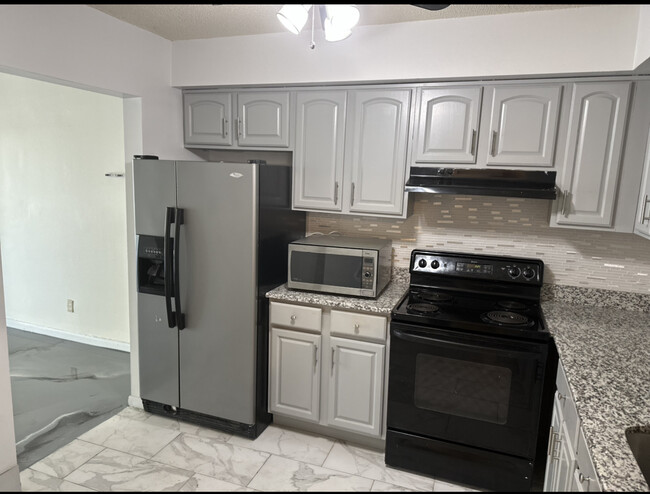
543 299 650 492
542 283 650 312
265 268 409 314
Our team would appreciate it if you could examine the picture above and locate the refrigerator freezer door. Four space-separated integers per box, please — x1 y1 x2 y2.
134 159 179 408
176 161 258 424
137 293 180 406
133 159 176 236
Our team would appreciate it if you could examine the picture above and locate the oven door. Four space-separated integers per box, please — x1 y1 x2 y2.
387 321 548 459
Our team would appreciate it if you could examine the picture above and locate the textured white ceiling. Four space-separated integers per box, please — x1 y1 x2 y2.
88 4 587 41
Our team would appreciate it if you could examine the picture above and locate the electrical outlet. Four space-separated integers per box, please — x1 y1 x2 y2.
67 299 74 313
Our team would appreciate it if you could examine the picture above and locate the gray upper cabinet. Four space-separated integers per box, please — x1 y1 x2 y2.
346 89 411 216
413 86 482 164
184 92 233 147
293 91 347 211
482 84 563 167
292 88 411 217
183 90 290 149
634 128 650 239
552 82 631 228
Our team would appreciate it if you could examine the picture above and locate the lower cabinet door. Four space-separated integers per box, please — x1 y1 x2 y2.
269 327 321 422
327 336 385 436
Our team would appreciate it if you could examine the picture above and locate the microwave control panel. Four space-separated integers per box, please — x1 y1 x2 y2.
361 251 376 290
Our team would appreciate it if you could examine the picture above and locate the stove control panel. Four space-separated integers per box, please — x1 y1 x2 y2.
411 251 543 284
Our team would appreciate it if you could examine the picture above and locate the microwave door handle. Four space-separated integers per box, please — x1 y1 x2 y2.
174 207 186 330
164 207 176 328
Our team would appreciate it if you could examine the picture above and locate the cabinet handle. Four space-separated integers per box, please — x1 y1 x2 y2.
223 118 228 137
578 473 592 484
491 130 498 157
552 435 562 460
470 129 477 156
334 181 339 205
561 191 571 217
642 194 650 224
313 345 318 369
331 347 336 374
350 182 355 207
237 118 243 138
547 426 557 456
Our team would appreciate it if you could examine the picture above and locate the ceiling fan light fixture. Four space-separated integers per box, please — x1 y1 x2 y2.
323 4 359 41
277 4 312 34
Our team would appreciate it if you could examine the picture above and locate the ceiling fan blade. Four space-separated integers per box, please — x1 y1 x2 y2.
411 4 451 11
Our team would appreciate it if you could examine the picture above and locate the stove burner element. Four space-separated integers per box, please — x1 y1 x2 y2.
497 300 528 311
483 311 530 326
415 292 453 303
407 303 440 315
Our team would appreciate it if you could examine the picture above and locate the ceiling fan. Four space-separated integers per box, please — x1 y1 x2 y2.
278 4 451 48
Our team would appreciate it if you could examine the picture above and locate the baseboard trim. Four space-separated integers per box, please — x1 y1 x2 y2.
6 318 130 353
128 395 144 409
0 465 20 492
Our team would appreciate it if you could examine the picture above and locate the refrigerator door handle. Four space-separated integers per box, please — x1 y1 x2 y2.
164 206 176 328
174 207 186 330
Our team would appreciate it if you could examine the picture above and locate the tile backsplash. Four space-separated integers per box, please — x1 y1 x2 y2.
307 195 650 294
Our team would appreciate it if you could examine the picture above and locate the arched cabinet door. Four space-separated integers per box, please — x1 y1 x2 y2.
237 92 290 147
414 86 482 164
293 91 347 211
346 89 411 216
184 92 233 147
554 81 631 228
484 84 563 167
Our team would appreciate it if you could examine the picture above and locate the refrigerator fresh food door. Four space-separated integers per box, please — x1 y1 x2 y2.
133 159 180 407
176 161 258 424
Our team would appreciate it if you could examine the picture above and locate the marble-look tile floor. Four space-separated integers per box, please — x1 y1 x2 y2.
19 406 480 492
8 328 131 471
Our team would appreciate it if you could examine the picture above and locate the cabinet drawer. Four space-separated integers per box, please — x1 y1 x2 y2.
330 310 387 341
270 302 322 332
576 427 601 491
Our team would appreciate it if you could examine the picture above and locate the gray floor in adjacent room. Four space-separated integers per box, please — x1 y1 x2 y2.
7 327 130 471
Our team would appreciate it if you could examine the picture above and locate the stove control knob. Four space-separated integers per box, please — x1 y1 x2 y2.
431 260 440 269
418 258 427 268
523 268 535 279
508 267 521 278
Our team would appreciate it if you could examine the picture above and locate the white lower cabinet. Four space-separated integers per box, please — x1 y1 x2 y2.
327 337 384 436
269 327 321 422
269 301 388 439
544 361 601 492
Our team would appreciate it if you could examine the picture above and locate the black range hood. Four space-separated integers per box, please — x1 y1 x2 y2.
405 167 558 199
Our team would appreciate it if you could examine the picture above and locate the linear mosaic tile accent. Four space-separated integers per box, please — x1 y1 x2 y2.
307 195 650 294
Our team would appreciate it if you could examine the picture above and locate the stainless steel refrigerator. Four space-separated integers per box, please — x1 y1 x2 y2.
133 158 305 438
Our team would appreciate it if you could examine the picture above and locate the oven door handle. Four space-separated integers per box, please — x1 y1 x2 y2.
392 327 543 360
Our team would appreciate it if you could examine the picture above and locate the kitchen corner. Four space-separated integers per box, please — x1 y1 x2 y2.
541 288 650 492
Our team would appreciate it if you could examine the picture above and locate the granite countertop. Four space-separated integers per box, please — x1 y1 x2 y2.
265 268 410 315
542 291 650 492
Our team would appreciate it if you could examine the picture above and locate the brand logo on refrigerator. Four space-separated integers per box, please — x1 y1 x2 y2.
229 172 243 179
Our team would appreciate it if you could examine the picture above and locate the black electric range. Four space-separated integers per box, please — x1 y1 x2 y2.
385 250 557 492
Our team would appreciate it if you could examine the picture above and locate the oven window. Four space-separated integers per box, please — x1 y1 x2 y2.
290 251 362 288
414 354 512 424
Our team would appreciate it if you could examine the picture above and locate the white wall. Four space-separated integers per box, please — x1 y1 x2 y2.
634 5 650 68
172 5 641 87
0 72 129 346
0 4 193 161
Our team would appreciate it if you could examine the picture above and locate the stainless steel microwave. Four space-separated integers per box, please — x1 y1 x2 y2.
287 235 392 298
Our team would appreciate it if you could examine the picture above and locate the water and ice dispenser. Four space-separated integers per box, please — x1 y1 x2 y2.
137 235 167 296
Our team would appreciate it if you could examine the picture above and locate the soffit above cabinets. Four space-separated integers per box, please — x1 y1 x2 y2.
88 4 586 42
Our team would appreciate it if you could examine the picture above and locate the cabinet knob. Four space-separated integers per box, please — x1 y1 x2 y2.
290 314 296 324
579 473 592 484
557 392 566 402
354 323 360 333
